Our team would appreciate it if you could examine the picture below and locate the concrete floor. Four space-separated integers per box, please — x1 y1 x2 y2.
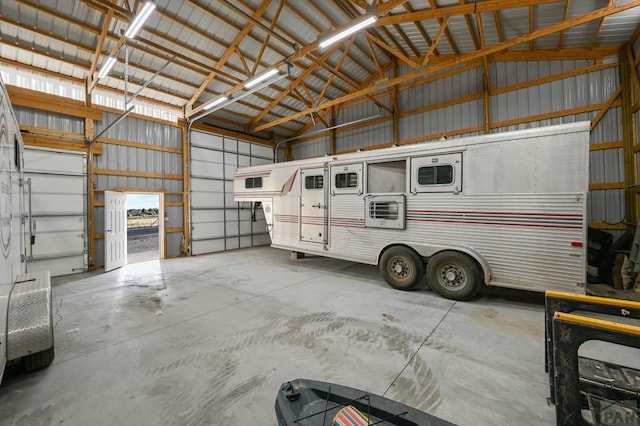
0 246 558 425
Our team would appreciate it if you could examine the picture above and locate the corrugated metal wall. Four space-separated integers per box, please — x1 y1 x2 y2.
292 57 630 234
14 106 84 133
93 112 183 264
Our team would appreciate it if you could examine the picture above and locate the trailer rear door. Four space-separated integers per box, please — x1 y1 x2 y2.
300 167 326 244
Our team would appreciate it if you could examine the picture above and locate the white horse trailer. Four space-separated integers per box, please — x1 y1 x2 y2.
234 123 590 300
0 77 54 382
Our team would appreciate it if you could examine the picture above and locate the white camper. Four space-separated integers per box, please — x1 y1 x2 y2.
0 77 54 381
234 123 590 300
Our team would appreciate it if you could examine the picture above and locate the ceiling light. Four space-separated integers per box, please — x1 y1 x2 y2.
97 56 117 79
124 2 156 39
244 69 279 89
319 16 377 50
203 96 229 111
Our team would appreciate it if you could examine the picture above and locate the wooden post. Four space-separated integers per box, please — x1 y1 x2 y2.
85 78 96 270
392 58 399 145
620 44 638 231
181 119 190 255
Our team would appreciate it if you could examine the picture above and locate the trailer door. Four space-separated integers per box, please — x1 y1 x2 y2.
300 167 326 244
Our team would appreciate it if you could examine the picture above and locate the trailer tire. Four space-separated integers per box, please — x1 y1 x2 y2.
427 251 481 300
23 346 54 372
380 246 425 290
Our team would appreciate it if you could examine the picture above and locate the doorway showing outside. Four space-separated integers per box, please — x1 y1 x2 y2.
126 193 161 264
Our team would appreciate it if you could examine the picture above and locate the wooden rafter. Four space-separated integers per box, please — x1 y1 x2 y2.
378 0 565 26
187 0 272 110
493 11 505 43
557 0 571 49
88 7 114 84
427 0 459 55
459 0 480 51
366 38 386 80
254 1 639 133
252 0 285 76
318 38 356 105
403 3 438 56
476 9 491 92
421 16 450 67
367 34 420 68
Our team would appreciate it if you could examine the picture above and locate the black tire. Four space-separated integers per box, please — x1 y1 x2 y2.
426 251 482 301
379 246 425 290
23 346 55 372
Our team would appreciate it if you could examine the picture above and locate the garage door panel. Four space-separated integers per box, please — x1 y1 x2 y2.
24 150 85 174
190 132 272 255
192 222 225 239
30 257 86 278
24 147 87 277
191 193 224 209
191 160 224 179
253 234 271 245
32 195 84 215
191 209 225 223
192 132 223 149
252 157 272 166
28 174 85 194
192 147 224 163
191 178 224 193
251 144 273 158
191 239 225 254
33 233 84 257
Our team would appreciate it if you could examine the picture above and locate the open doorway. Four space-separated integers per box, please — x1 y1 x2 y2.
126 193 163 264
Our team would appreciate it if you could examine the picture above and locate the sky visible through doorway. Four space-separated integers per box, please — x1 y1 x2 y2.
127 193 159 209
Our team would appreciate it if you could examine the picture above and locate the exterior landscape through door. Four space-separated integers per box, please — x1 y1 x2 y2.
300 168 327 244
105 191 127 272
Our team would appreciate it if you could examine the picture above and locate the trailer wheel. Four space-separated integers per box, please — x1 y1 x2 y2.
380 246 425 290
23 346 54 372
427 251 481 300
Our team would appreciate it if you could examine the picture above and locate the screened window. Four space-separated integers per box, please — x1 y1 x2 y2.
245 177 262 189
369 201 399 220
418 165 453 185
335 173 358 189
305 175 323 189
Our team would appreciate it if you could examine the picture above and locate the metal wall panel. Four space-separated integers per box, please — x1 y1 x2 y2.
93 111 184 263
291 137 330 160
14 106 83 133
189 130 272 255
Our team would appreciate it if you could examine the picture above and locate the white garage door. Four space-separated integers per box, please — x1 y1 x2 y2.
24 147 87 277
190 131 272 255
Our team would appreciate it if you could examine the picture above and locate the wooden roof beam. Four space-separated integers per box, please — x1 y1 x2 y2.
427 0 459 55
254 1 638 133
421 16 450 67
367 34 421 68
378 0 564 26
88 7 114 87
459 0 480 51
493 10 505 43
187 0 272 109
403 3 439 56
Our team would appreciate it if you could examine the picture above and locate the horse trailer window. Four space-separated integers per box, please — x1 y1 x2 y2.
305 175 323 189
418 165 453 185
335 173 358 189
245 177 262 189
369 201 399 220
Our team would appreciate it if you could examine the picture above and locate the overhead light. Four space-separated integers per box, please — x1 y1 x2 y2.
203 96 229 111
244 68 280 89
124 2 156 39
97 56 117 79
319 16 377 50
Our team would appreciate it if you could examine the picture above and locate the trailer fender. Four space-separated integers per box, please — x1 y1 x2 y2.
382 243 491 284
6 271 54 361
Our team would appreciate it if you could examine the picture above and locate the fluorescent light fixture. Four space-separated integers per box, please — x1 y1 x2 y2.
319 16 377 49
244 68 279 88
124 2 156 39
97 56 117 79
203 96 229 111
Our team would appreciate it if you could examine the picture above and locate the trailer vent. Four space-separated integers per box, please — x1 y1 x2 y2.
369 201 399 220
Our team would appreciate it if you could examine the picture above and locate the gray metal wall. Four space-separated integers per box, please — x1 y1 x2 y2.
93 112 184 264
292 58 628 232
14 106 84 133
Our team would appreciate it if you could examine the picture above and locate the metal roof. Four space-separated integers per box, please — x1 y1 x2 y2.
1 0 639 138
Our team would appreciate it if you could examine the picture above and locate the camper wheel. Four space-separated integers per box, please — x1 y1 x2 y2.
426 251 481 300
379 246 425 290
